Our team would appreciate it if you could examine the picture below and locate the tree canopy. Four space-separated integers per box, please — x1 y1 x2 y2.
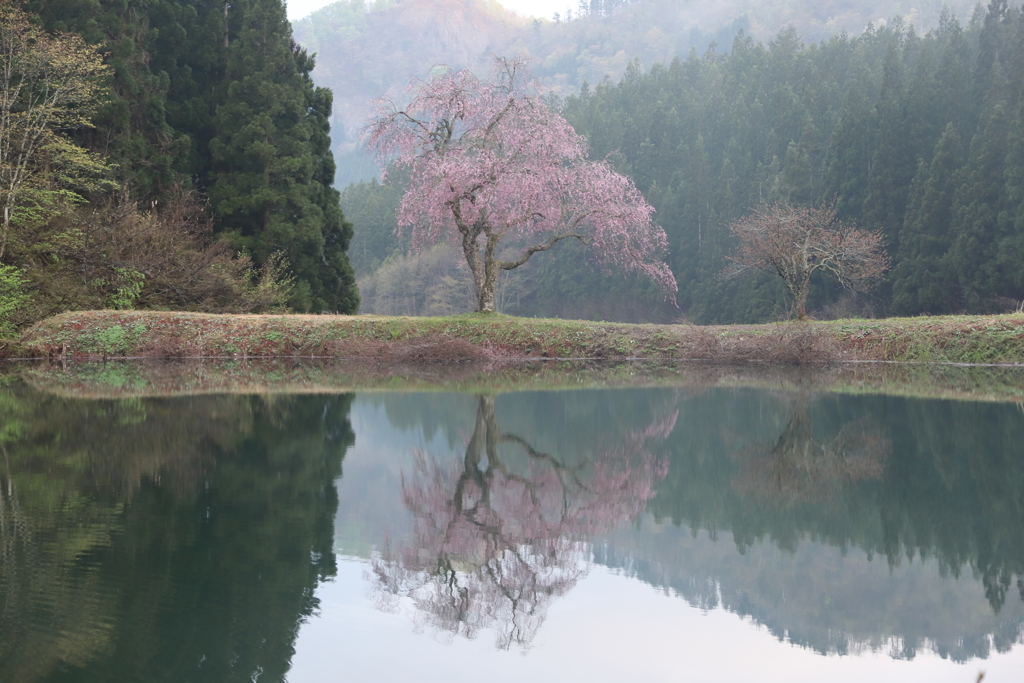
0 5 109 261
727 201 888 319
365 57 676 312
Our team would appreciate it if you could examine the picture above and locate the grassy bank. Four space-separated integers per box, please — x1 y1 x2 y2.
9 310 1024 365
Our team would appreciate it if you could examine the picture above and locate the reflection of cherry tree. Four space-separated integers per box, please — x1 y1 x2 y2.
731 396 888 505
371 395 674 649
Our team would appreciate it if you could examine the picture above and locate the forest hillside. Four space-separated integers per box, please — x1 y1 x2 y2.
324 1 1024 323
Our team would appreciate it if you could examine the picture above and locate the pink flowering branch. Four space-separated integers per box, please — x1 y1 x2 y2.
364 55 677 312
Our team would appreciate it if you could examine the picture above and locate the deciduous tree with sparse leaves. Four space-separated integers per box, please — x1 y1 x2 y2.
365 56 677 313
0 5 110 262
725 200 888 320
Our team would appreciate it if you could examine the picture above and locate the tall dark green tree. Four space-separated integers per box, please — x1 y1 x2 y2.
822 64 874 219
863 42 914 253
23 0 188 199
891 124 965 313
947 62 1012 309
994 12 1024 295
209 0 356 312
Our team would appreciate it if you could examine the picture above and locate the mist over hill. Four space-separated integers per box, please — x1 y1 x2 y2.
293 0 975 186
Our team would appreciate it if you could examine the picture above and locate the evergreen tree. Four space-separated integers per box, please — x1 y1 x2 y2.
158 0 230 182
994 9 1024 296
24 0 359 314
779 123 820 205
936 13 974 140
973 0 1012 112
297 48 359 313
863 43 914 253
341 175 407 276
822 64 874 218
996 98 1024 298
948 62 1012 309
23 0 187 199
891 124 964 313
208 0 357 312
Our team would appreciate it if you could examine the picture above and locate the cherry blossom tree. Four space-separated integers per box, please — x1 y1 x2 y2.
364 56 677 312
370 395 674 649
725 200 888 320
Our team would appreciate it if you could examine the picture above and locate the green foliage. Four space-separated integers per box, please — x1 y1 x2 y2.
23 0 186 200
0 4 114 266
73 322 149 356
237 251 297 314
341 172 409 276
107 267 145 310
20 0 360 320
208 0 357 312
403 1 1024 322
357 245 472 316
4 189 300 324
0 264 27 334
892 124 964 314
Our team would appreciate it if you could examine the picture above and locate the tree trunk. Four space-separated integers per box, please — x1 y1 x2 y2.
796 292 808 320
477 279 497 312
477 259 501 312
795 271 811 320
474 231 501 312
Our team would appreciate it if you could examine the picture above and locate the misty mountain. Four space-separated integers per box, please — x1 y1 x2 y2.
293 0 975 186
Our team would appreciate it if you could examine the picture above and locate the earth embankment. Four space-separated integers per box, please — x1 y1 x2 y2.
10 310 1024 365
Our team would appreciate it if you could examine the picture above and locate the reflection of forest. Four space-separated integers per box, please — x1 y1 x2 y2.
644 388 1024 660
370 394 674 649
0 381 353 683
356 387 1024 660
7 378 1022 671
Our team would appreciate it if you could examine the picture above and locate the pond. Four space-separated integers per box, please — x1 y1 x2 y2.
1 361 1022 682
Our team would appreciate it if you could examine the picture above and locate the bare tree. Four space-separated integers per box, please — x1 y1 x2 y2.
730 394 889 506
725 200 888 320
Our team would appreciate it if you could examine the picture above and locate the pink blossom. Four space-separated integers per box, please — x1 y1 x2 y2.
365 56 678 311
370 396 675 649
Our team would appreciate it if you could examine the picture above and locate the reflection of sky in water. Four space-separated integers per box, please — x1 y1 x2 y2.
6 380 1021 683
316 393 1024 680
290 559 1024 683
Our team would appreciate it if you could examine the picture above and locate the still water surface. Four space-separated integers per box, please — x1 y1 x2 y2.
1 371 1022 681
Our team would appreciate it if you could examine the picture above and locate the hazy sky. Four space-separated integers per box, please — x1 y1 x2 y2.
286 0 563 21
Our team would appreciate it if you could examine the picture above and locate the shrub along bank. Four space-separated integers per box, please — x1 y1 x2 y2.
9 311 1024 365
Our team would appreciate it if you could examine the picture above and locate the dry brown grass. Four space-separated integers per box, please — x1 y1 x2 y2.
10 310 1024 365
